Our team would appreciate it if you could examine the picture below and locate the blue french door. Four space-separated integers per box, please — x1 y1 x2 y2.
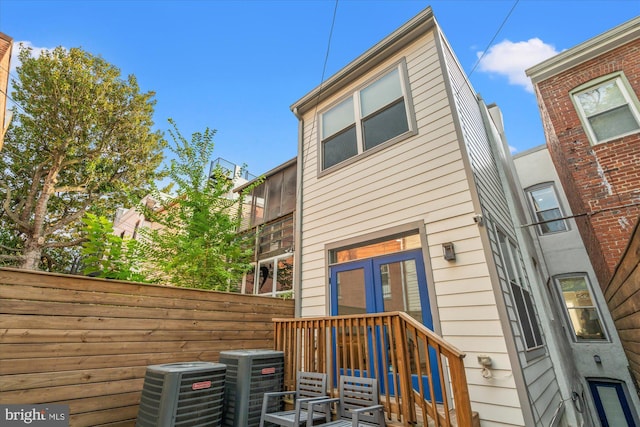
329 249 441 401
588 380 637 426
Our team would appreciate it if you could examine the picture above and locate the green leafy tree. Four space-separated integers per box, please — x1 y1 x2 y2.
141 120 256 291
0 45 166 271
80 213 147 282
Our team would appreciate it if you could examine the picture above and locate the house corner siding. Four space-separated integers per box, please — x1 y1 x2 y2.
438 28 562 426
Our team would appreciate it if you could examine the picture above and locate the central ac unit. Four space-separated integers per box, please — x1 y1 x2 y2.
219 349 284 427
136 361 226 427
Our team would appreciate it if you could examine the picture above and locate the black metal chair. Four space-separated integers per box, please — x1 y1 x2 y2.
260 371 329 427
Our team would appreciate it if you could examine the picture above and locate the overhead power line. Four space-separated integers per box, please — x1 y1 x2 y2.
468 0 520 79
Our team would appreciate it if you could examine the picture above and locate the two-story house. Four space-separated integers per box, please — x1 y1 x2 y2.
287 7 570 426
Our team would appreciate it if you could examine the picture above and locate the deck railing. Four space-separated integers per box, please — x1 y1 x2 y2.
273 312 472 427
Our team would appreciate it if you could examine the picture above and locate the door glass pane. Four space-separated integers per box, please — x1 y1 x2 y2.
380 260 422 323
336 268 366 315
596 385 631 426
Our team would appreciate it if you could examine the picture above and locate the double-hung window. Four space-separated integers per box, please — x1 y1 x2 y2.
497 230 544 353
555 274 607 342
320 62 414 170
572 73 640 144
526 183 567 235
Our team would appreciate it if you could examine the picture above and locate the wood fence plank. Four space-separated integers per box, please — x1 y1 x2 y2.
0 328 271 344
0 379 143 403
0 284 294 315
0 314 274 331
1 366 146 391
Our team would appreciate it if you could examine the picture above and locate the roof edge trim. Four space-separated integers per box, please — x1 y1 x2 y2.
291 6 435 114
526 16 640 83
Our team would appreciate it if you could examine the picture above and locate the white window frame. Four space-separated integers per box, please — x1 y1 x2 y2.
255 253 294 298
525 183 568 235
318 59 416 174
572 72 640 145
553 273 608 343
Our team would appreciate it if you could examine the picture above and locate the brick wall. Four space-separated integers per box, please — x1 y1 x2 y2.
534 38 640 287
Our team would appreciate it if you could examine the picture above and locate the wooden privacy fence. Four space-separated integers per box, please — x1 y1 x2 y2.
273 312 472 427
0 268 294 426
606 217 640 384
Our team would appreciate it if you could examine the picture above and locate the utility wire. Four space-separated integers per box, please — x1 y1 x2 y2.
0 86 27 115
302 0 339 166
452 0 520 101
468 0 520 79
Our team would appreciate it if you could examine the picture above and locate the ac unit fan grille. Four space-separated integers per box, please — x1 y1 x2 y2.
137 365 225 427
247 358 284 425
175 370 225 425
138 370 165 426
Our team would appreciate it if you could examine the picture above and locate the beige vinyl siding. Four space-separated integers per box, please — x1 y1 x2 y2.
440 27 563 426
298 29 466 316
297 27 527 424
436 33 529 425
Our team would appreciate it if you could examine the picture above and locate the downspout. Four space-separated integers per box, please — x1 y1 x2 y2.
292 107 304 318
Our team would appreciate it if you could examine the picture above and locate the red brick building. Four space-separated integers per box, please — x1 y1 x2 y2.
527 18 640 398
526 17 640 287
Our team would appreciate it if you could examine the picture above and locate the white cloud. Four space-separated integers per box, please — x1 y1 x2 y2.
476 38 559 93
10 41 59 73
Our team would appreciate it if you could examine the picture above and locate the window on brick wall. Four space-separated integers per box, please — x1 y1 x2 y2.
572 73 640 145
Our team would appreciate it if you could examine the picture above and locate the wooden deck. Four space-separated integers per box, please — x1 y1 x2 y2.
273 312 474 427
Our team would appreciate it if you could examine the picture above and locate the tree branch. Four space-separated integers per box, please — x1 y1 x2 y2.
53 185 89 193
0 244 22 252
0 254 24 261
0 180 31 231
44 205 89 236
43 237 88 249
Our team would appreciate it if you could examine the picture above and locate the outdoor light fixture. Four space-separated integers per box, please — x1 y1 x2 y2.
442 242 456 261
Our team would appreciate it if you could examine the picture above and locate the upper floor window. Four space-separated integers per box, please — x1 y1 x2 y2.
320 61 415 171
572 74 640 144
554 274 607 342
497 230 544 352
526 184 567 235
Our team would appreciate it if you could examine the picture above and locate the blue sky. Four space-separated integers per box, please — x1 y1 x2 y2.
1 0 638 176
